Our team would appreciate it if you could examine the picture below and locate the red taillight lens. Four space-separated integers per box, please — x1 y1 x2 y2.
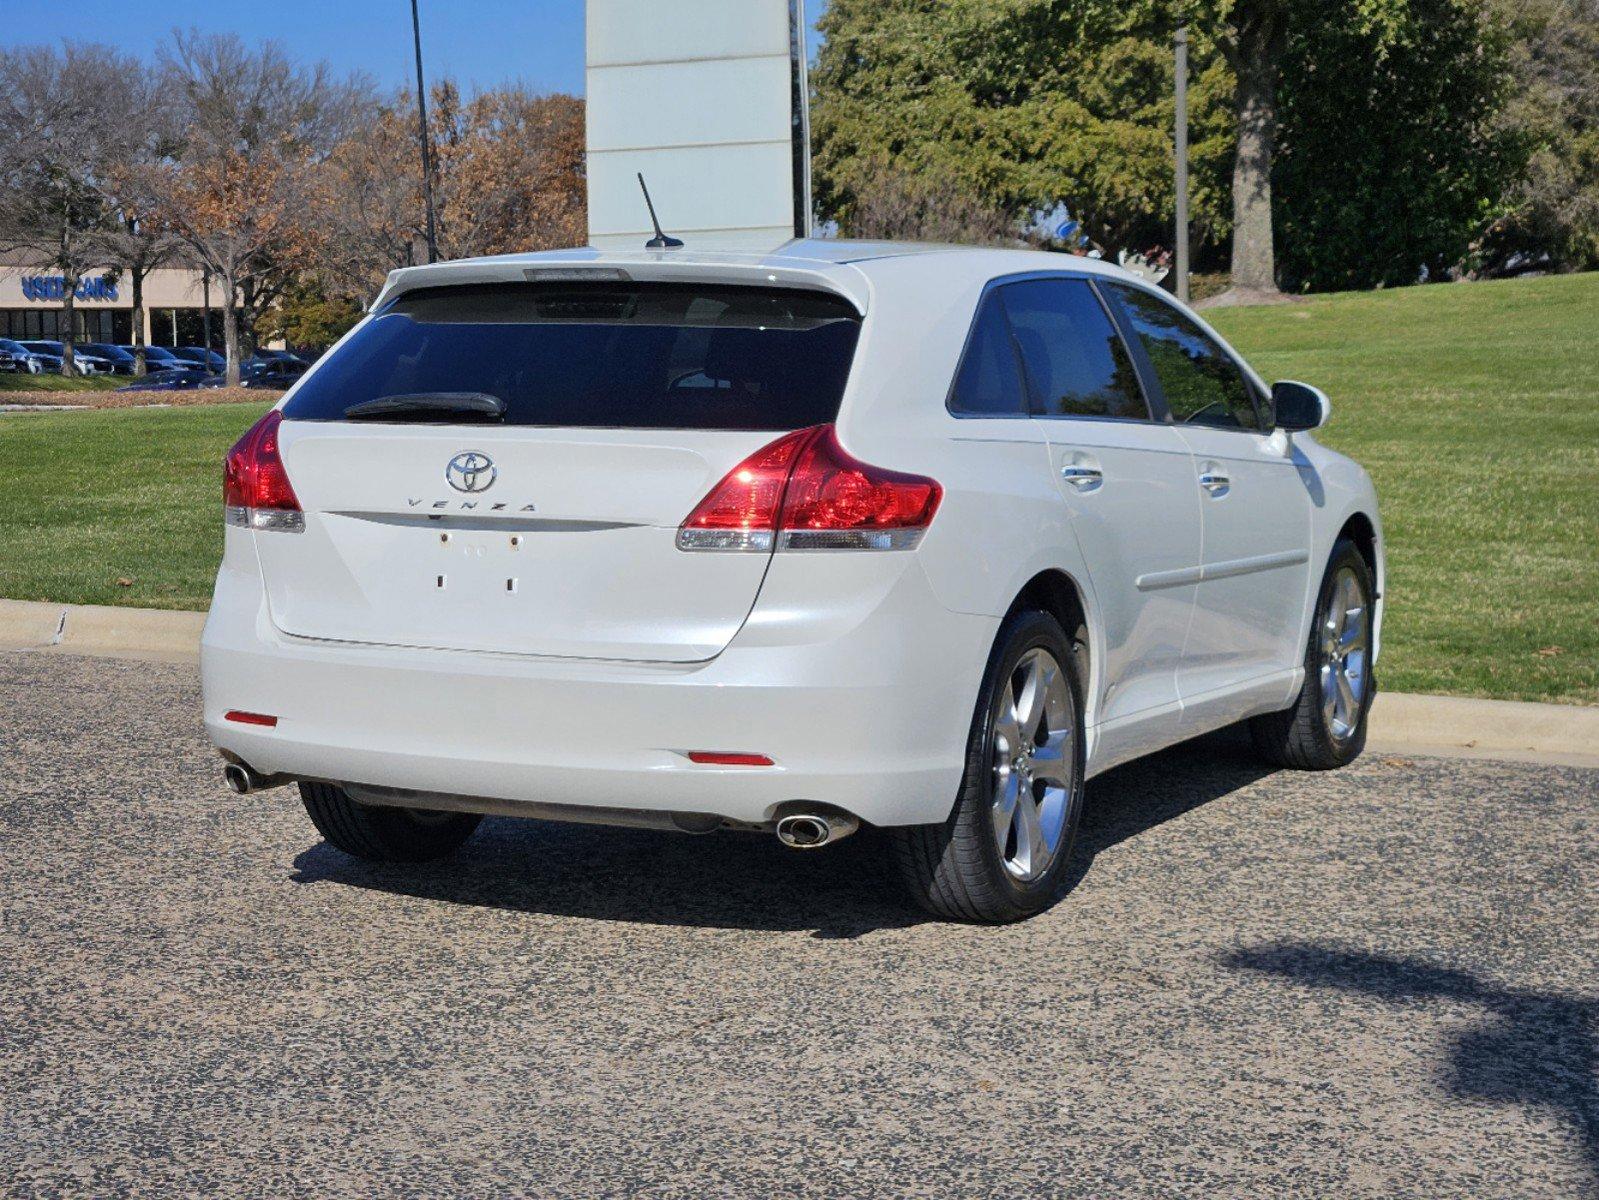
779 426 942 549
676 426 820 551
677 424 942 552
224 410 303 532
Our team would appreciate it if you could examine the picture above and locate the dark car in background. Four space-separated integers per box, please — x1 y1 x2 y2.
199 358 308 390
173 346 226 372
116 344 186 371
0 338 40 372
13 341 63 373
116 366 212 392
21 341 115 375
79 343 139 375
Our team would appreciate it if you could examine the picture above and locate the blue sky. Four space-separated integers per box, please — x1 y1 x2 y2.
3 0 828 95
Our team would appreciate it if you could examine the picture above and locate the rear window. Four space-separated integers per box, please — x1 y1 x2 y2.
283 282 862 431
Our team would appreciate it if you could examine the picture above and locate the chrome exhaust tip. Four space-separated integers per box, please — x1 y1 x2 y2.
222 761 293 795
775 811 859 850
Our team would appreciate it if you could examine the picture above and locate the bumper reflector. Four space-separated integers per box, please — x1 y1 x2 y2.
224 710 279 728
686 751 774 767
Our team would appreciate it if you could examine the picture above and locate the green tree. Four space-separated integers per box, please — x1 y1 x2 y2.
1273 0 1524 290
1477 0 1599 274
811 0 1236 257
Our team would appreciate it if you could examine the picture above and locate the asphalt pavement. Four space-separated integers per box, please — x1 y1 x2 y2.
2 650 1595 1198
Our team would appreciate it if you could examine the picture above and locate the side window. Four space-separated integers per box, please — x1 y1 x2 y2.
947 289 1028 416
1109 284 1261 430
998 279 1149 420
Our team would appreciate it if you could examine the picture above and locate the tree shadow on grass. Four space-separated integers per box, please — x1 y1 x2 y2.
289 727 1275 937
1224 942 1598 1191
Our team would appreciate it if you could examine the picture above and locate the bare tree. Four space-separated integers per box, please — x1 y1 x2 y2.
0 43 134 374
157 31 372 384
843 159 1018 246
307 81 585 303
88 62 181 374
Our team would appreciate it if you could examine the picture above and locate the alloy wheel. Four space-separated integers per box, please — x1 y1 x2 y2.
1319 566 1370 742
989 648 1075 881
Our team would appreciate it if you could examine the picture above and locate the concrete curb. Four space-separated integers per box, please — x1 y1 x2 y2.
3 598 1595 766
0 599 206 665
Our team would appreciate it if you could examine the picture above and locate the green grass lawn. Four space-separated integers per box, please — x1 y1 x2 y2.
0 403 271 610
1 273 1594 703
1207 272 1598 705
0 371 125 393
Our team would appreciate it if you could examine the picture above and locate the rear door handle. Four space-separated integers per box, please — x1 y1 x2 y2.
1199 471 1230 493
1060 464 1104 489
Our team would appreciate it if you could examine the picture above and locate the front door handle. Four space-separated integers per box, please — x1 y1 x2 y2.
1199 470 1231 493
1061 464 1104 489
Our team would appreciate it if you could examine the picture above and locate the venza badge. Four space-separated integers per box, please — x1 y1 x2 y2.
445 451 497 494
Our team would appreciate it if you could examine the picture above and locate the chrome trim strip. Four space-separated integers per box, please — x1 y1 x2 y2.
1137 549 1310 591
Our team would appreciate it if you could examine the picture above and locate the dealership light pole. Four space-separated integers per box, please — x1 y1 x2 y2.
410 0 440 263
1174 24 1191 302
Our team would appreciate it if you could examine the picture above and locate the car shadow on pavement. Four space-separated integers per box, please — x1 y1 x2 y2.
1223 942 1599 1190
289 727 1275 937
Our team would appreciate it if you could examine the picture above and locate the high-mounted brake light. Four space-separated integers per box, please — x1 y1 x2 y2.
677 425 941 552
224 410 304 533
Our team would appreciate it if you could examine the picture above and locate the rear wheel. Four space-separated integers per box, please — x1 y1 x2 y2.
299 781 481 863
893 610 1086 923
1250 538 1375 769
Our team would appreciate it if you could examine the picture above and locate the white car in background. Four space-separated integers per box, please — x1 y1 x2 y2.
202 240 1383 923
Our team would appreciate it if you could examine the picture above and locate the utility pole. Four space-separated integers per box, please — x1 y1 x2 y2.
1174 24 1191 302
410 0 440 263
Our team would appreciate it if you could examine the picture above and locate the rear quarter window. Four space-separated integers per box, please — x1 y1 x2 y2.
282 282 862 431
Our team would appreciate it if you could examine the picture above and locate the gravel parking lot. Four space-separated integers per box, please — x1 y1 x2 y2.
2 650 1595 1198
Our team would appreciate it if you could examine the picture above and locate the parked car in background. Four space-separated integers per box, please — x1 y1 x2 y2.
208 359 308 389
20 341 114 375
117 367 211 392
0 338 38 372
174 346 226 372
116 344 186 371
203 241 1384 923
79 343 139 375
14 341 62 373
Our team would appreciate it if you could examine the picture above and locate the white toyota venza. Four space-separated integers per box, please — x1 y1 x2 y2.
203 240 1383 922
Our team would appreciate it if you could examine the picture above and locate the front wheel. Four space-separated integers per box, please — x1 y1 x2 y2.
300 781 481 863
1250 538 1376 770
893 610 1086 923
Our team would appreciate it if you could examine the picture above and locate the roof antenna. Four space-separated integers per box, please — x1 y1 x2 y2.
637 173 684 250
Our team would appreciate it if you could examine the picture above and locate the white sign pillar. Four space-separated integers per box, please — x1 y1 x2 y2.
586 0 811 252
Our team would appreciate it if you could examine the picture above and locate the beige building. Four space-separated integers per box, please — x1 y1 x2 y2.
0 253 227 348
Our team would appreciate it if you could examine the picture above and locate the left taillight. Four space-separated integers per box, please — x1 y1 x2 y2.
224 409 304 533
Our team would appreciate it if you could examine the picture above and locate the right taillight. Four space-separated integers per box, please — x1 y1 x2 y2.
677 424 941 552
224 409 304 533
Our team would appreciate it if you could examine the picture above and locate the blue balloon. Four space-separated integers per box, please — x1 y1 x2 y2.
1055 220 1080 242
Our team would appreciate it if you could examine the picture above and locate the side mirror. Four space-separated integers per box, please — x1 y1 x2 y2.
1272 380 1331 432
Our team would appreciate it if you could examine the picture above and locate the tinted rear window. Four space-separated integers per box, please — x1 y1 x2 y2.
283 282 862 430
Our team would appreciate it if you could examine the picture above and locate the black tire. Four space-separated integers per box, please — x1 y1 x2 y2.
892 609 1087 923
1250 537 1376 770
299 781 482 863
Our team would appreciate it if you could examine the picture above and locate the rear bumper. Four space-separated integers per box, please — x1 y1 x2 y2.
201 547 996 828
